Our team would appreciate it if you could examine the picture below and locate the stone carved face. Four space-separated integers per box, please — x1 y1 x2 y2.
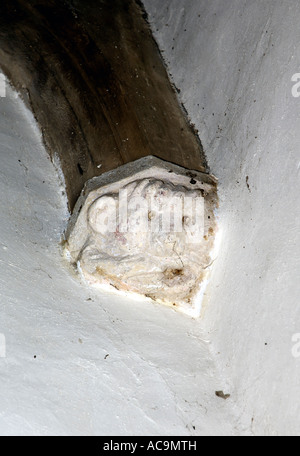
65 158 218 316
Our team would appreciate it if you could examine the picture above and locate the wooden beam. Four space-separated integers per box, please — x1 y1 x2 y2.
0 0 207 209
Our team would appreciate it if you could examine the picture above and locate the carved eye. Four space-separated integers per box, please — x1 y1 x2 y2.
182 216 191 226
148 211 155 221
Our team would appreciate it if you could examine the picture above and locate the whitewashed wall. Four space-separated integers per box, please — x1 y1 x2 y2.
144 0 300 435
0 80 238 436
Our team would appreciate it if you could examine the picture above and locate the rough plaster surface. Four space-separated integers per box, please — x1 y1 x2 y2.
143 0 300 436
65 157 218 317
0 81 238 435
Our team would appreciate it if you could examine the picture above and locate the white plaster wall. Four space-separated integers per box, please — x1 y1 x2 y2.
0 81 239 435
144 0 300 435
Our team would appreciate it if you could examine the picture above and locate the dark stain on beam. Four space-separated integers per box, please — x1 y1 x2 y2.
0 0 207 209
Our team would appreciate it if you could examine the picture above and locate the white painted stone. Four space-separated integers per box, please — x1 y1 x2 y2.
65 157 218 317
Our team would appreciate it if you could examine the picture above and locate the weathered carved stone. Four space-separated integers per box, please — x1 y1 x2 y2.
65 157 218 317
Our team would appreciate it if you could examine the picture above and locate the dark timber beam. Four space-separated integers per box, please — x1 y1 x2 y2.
0 0 207 209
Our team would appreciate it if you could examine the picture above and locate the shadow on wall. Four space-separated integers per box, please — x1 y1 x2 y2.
0 0 207 210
